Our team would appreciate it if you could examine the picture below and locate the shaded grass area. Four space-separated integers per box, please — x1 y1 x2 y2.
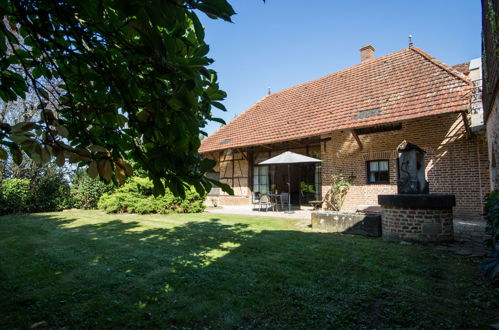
0 210 497 328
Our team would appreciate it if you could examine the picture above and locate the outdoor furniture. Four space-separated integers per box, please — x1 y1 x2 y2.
309 200 322 210
258 151 322 214
268 193 282 211
252 192 261 210
259 194 275 212
280 192 289 210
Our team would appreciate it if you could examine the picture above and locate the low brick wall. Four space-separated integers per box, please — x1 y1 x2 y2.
381 206 454 242
311 211 382 237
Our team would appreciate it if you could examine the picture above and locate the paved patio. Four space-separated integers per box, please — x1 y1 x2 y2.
205 205 314 220
204 205 490 256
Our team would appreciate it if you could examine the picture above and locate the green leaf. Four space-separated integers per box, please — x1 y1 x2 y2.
116 158 133 176
9 133 30 145
206 177 233 195
211 101 227 111
116 114 127 128
37 88 50 100
40 147 51 163
87 161 99 179
56 124 69 137
152 178 165 196
199 158 216 173
187 11 205 41
12 149 23 165
210 117 225 125
32 67 42 79
98 159 113 181
55 152 65 166
89 145 108 153
114 165 126 185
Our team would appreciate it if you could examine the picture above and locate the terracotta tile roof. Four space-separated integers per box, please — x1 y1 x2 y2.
200 47 471 153
452 61 470 76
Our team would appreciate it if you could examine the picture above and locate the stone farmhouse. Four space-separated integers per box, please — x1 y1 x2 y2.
200 45 489 220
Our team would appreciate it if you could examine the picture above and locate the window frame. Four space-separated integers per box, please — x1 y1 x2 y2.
253 165 270 195
366 159 390 184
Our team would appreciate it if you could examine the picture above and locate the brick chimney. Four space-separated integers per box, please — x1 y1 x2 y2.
360 45 375 63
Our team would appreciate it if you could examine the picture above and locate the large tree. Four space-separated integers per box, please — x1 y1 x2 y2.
0 0 235 196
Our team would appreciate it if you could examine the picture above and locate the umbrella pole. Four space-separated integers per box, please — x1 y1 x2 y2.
285 164 294 214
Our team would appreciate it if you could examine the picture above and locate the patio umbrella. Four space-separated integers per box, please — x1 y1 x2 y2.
258 151 322 213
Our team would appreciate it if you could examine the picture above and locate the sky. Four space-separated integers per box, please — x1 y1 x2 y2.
199 0 482 136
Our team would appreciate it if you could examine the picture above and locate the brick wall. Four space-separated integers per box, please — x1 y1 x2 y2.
382 206 453 242
321 113 490 220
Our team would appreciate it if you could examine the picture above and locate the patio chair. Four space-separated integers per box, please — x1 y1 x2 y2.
280 192 289 210
252 192 261 210
259 194 275 212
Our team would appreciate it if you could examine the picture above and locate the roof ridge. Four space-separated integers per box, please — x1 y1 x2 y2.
408 46 471 85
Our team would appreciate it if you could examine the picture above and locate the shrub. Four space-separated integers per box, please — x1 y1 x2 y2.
481 189 499 280
31 174 73 212
323 173 356 211
98 177 205 214
71 172 115 209
0 178 31 214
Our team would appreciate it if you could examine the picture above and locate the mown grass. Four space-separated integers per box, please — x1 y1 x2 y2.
0 210 497 328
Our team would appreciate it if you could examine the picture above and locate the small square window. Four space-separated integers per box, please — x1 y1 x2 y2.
367 160 389 184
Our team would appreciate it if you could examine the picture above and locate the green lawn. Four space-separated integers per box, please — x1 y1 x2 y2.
0 210 497 328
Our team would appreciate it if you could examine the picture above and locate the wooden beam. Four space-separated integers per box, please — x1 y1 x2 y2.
249 137 332 153
351 130 363 150
237 148 249 161
461 111 472 139
288 140 302 146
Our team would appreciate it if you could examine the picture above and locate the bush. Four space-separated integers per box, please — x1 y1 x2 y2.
323 173 356 211
31 174 73 212
98 177 205 214
0 178 31 214
71 172 115 209
481 189 499 280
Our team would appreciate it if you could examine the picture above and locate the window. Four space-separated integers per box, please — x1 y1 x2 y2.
367 160 389 184
253 166 269 194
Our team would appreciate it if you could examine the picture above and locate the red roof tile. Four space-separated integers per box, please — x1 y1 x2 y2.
452 61 471 76
200 47 471 153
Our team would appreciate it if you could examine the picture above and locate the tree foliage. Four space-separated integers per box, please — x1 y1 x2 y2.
0 0 235 196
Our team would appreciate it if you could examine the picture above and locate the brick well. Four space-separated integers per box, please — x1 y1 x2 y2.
379 194 455 242
381 206 454 242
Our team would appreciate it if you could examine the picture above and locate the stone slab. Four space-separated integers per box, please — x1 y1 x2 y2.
378 194 456 209
311 211 382 237
421 223 442 234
